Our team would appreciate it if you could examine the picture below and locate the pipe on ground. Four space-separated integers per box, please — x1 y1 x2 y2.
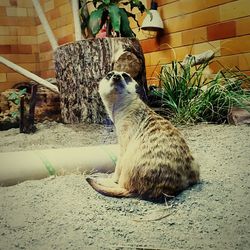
0 144 119 186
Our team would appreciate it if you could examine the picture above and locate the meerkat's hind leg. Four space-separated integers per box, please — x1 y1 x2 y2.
112 158 123 183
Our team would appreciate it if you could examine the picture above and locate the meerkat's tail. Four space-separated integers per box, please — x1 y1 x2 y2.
86 177 133 198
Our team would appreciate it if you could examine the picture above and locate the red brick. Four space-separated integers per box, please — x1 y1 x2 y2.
0 7 6 16
11 45 32 54
0 64 15 73
7 72 29 82
0 16 36 26
207 21 236 41
54 0 68 8
140 33 179 54
39 41 52 53
221 35 250 56
140 39 160 53
58 34 73 45
0 82 19 92
47 8 60 20
243 71 250 76
157 0 176 7
146 65 162 79
0 45 11 54
40 69 55 79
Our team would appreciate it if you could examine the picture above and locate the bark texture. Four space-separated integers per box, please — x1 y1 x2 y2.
54 38 147 124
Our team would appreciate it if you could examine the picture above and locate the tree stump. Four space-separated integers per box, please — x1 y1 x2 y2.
54 38 147 124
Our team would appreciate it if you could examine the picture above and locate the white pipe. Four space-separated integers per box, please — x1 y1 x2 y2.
32 0 58 50
0 56 59 94
0 144 119 186
71 0 82 41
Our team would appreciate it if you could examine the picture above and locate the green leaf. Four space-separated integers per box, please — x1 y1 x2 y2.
7 88 26 106
19 88 27 95
126 0 146 13
108 5 121 32
11 111 18 119
119 8 135 37
88 8 104 35
103 0 110 4
8 92 18 101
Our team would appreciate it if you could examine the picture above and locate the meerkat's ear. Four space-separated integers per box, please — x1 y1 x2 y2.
105 71 114 80
135 81 141 95
121 72 132 84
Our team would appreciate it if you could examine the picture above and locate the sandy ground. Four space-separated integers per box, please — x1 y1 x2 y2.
0 122 249 250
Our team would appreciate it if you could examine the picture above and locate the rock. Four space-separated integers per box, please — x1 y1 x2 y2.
228 106 250 125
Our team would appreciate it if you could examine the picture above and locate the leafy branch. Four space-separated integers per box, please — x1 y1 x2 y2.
84 0 147 37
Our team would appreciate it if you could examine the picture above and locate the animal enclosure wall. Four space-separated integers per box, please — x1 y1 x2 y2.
0 0 74 91
136 0 250 85
0 0 39 90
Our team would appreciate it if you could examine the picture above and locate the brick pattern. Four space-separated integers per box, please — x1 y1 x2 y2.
0 0 74 91
36 0 74 81
0 0 39 90
138 0 250 85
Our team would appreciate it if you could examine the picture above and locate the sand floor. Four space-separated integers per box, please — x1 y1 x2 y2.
0 122 249 249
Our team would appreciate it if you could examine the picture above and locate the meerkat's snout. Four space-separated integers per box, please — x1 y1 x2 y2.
112 73 122 82
107 71 127 87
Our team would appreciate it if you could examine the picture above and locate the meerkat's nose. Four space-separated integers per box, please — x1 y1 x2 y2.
113 74 121 81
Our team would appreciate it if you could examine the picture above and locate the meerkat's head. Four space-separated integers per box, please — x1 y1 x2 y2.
99 71 138 100
98 71 139 121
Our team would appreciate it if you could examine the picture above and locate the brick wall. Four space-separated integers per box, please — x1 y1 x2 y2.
134 0 250 85
0 0 75 91
36 0 74 79
0 0 249 90
0 0 38 90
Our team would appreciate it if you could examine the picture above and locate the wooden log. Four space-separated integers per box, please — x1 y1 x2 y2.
181 50 215 67
54 37 147 124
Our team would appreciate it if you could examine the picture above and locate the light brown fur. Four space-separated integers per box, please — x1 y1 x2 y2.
86 71 200 200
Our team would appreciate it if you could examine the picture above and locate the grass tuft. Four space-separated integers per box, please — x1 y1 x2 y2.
152 60 250 124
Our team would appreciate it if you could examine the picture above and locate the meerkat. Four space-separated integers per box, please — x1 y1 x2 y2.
86 71 200 200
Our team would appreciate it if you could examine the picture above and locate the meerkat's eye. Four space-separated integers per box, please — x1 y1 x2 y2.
106 71 114 80
122 73 131 84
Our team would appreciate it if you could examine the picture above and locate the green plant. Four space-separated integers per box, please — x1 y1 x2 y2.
153 60 250 124
84 0 147 37
8 88 26 119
